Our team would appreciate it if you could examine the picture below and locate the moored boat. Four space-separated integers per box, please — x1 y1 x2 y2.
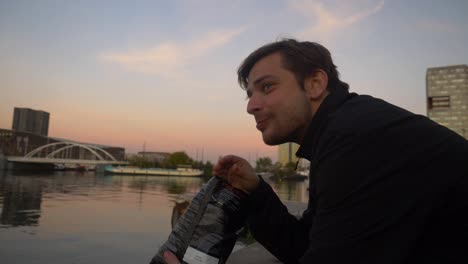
104 165 203 177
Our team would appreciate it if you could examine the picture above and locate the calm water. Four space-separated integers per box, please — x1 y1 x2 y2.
0 170 308 264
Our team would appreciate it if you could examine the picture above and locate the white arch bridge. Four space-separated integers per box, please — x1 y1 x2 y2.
7 142 128 165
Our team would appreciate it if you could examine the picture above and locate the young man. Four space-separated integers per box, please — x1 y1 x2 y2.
166 39 468 263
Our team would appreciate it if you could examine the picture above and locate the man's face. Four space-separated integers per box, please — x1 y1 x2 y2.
246 52 313 145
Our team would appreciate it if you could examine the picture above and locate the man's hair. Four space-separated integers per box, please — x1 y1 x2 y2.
237 38 349 92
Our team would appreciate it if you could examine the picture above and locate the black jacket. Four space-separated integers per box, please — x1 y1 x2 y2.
247 89 468 264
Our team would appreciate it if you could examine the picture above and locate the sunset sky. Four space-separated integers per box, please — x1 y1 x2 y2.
1 0 467 163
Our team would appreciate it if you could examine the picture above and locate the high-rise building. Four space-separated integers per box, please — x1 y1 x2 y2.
12 107 50 136
426 65 468 139
278 142 300 166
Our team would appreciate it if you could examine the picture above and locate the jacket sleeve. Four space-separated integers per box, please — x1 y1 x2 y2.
246 177 312 264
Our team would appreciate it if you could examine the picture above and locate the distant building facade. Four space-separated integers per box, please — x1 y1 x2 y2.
426 64 468 139
12 108 50 137
278 142 300 166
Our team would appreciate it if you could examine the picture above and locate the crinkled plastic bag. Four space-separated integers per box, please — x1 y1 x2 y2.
150 176 247 264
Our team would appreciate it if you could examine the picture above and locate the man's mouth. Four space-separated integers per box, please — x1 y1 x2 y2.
256 118 269 131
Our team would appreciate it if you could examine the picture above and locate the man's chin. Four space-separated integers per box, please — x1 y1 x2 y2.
262 133 285 146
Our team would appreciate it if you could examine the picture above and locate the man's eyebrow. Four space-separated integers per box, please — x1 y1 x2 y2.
252 75 274 86
245 75 274 98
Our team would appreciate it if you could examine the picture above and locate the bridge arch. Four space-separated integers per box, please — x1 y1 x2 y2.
25 142 118 161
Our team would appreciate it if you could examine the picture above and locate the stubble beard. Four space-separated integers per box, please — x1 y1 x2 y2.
262 135 284 146
261 114 309 146
261 128 296 146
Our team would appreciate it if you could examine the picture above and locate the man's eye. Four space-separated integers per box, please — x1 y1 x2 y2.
263 84 273 92
245 90 252 100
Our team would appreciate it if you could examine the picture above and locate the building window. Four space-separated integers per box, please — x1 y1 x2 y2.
428 96 450 109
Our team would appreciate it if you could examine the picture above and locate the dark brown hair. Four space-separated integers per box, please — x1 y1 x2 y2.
237 38 349 92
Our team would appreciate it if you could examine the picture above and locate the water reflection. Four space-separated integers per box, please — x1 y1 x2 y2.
0 170 307 264
0 174 42 227
125 175 205 195
0 171 306 229
269 178 309 203
167 182 187 195
123 175 205 209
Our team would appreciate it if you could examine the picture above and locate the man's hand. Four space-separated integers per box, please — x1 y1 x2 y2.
163 251 180 264
213 155 260 194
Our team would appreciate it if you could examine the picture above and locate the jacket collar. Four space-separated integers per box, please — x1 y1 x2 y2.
296 88 352 159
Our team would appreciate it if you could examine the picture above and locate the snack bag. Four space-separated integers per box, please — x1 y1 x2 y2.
150 176 247 264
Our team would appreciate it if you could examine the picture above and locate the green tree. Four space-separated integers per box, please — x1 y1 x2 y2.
203 161 213 177
192 160 203 170
192 160 214 177
270 162 285 179
127 155 153 168
284 161 297 172
269 161 297 181
162 151 194 169
255 157 273 172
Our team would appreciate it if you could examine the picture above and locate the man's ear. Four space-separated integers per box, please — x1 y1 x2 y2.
304 70 328 100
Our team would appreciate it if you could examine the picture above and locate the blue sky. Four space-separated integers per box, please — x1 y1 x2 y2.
1 0 467 162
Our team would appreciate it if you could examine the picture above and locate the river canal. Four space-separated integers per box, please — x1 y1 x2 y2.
0 170 308 264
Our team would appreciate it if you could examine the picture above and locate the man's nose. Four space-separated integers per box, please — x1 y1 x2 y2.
247 94 262 115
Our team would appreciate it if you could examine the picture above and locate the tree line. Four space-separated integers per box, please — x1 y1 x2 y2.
255 157 297 179
127 151 213 176
128 152 296 179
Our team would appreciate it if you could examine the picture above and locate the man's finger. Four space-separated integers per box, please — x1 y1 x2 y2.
219 155 240 166
214 156 237 176
163 251 180 264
